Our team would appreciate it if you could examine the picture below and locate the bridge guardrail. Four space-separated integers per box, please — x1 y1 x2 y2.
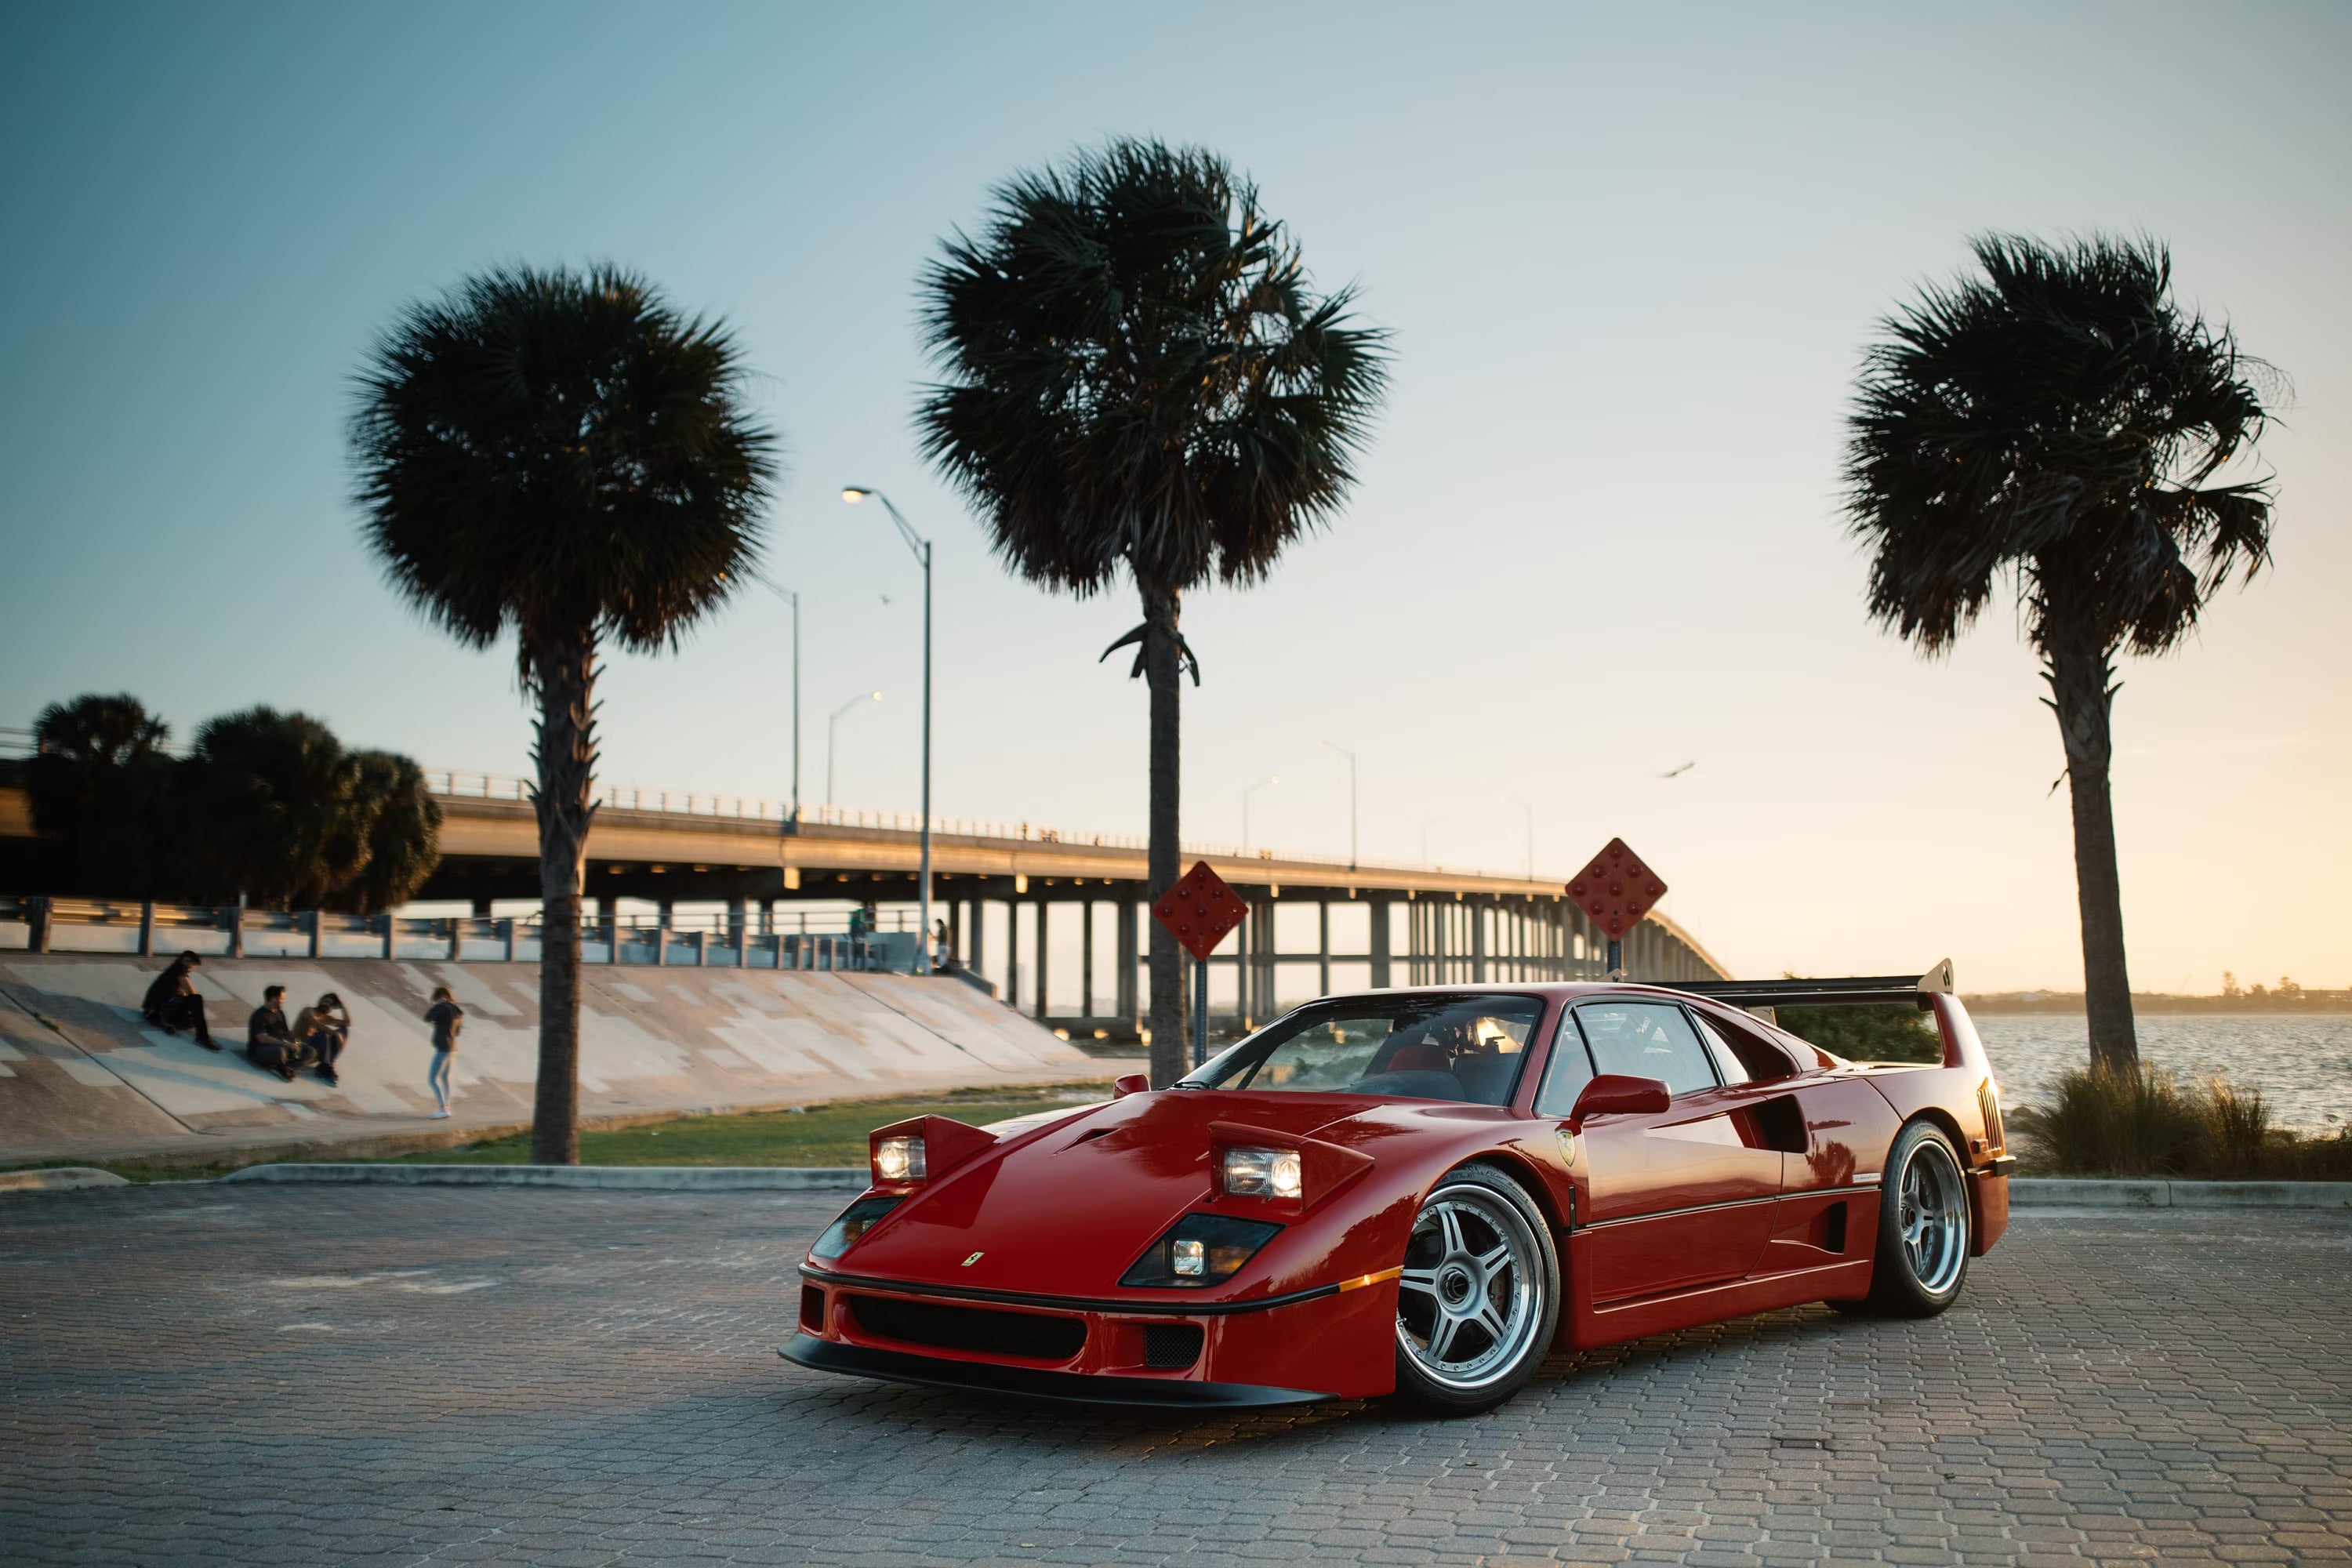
0 895 931 974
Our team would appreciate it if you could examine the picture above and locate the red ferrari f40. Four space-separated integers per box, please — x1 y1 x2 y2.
784 967 2011 1414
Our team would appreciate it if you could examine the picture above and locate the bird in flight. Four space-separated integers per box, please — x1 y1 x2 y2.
1658 760 1697 779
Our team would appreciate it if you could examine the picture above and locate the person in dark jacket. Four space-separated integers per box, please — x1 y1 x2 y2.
423 986 463 1118
245 985 299 1082
140 953 217 1051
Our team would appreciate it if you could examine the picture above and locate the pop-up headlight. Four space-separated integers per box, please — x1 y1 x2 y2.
873 1135 927 1185
1220 1145 1303 1200
1120 1213 1283 1288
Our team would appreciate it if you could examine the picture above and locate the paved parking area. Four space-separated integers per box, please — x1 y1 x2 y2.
2 1185 2347 1566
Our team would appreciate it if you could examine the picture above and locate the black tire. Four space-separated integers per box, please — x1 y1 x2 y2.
1385 1163 1561 1416
1857 1120 1973 1318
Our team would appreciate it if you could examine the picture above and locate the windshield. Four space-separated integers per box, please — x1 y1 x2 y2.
1181 993 1545 1105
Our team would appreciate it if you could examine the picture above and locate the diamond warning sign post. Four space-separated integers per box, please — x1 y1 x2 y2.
1152 861 1245 1069
1566 838 1668 979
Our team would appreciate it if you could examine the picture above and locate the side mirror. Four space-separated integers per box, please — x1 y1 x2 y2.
1568 1073 1671 1129
1112 1073 1150 1099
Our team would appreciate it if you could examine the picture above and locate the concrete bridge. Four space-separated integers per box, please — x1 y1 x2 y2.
0 765 1726 1040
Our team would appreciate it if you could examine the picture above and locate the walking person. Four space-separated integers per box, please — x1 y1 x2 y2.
292 993 352 1087
244 985 299 1082
140 952 218 1050
423 985 463 1119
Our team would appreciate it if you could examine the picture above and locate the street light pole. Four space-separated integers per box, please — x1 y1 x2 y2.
750 572 801 822
827 691 881 808
1242 775 1279 851
1319 740 1357 871
845 488 934 975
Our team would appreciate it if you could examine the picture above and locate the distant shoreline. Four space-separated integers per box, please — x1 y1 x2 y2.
1964 993 2351 1016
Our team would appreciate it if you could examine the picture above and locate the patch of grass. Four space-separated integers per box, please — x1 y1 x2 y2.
2012 1066 2352 1179
368 1081 1115 1168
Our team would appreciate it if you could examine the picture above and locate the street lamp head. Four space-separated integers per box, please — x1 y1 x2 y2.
870 691 883 701
841 487 873 503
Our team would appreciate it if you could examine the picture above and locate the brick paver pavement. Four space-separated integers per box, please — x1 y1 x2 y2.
2 1185 2347 1566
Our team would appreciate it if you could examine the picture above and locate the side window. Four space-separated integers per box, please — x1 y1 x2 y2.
1690 1011 1751 1085
1574 1001 1719 1098
1533 1008 1595 1118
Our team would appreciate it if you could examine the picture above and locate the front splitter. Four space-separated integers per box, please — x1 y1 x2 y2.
779 1334 1330 1409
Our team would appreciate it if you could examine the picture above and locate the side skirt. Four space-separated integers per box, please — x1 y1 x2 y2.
1556 1243 1876 1352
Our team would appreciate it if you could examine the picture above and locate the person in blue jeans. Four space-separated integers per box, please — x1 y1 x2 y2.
423 986 463 1118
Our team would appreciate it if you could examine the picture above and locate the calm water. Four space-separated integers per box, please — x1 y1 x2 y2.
1971 1013 2352 1132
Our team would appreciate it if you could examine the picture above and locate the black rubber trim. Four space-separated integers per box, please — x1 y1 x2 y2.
779 1334 1330 1407
798 1262 1343 1317
1981 1156 2017 1178
1578 1180 1883 1231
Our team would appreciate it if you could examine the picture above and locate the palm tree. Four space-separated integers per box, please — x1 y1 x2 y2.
27 694 173 896
352 265 777 1162
1846 235 2279 1075
916 140 1388 1086
182 707 372 908
342 751 443 914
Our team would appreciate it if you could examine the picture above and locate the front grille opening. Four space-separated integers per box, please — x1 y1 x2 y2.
800 1284 826 1333
847 1294 1086 1361
1142 1322 1203 1370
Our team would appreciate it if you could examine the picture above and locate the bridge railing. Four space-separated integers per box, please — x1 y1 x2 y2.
423 769 1536 881
0 895 932 972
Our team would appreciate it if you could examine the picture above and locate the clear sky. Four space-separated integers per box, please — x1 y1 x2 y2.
4 2 2346 992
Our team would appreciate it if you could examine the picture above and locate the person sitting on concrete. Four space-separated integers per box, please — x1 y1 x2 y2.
140 953 218 1051
291 993 351 1087
244 985 300 1083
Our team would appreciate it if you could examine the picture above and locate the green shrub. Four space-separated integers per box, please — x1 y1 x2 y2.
1776 1002 1944 1064
2009 1065 2347 1179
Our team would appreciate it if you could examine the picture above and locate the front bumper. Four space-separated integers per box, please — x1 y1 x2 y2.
779 1334 1328 1408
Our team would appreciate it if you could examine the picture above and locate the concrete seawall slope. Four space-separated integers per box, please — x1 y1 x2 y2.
0 956 1106 1166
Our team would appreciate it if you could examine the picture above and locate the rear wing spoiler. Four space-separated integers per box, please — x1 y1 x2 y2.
1667 958 1955 1011
1664 960 1987 1076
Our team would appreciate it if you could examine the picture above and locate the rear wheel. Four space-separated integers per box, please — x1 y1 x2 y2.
1857 1120 1972 1317
1388 1164 1559 1415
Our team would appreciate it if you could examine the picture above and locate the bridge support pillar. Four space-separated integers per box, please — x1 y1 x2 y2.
1080 900 1095 1020
1033 899 1048 1020
1369 898 1392 989
1116 898 1138 1033
1317 902 1331 998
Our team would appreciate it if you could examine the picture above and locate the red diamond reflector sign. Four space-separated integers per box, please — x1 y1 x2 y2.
1567 837 1668 940
1152 860 1246 962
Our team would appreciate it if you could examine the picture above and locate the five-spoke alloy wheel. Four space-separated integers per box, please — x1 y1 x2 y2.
1857 1120 1973 1316
1391 1164 1559 1414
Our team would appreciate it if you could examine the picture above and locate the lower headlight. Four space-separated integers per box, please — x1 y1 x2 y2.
1220 1145 1303 1200
1121 1213 1283 1288
812 1194 903 1257
874 1135 926 1184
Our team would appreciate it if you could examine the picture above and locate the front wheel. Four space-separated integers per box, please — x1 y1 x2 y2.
1858 1120 1972 1317
1387 1164 1560 1416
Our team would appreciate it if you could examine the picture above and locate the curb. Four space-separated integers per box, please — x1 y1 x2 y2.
217 1163 869 1192
0 1167 131 1194
2012 1178 2352 1210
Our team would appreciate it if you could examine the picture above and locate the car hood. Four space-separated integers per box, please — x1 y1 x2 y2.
822 1089 1512 1299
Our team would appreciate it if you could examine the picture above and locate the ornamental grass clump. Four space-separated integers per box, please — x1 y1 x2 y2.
2011 1066 2350 1179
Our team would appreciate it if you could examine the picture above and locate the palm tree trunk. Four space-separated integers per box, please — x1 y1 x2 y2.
1140 578 1185 1087
531 625 599 1164
2042 626 2139 1076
